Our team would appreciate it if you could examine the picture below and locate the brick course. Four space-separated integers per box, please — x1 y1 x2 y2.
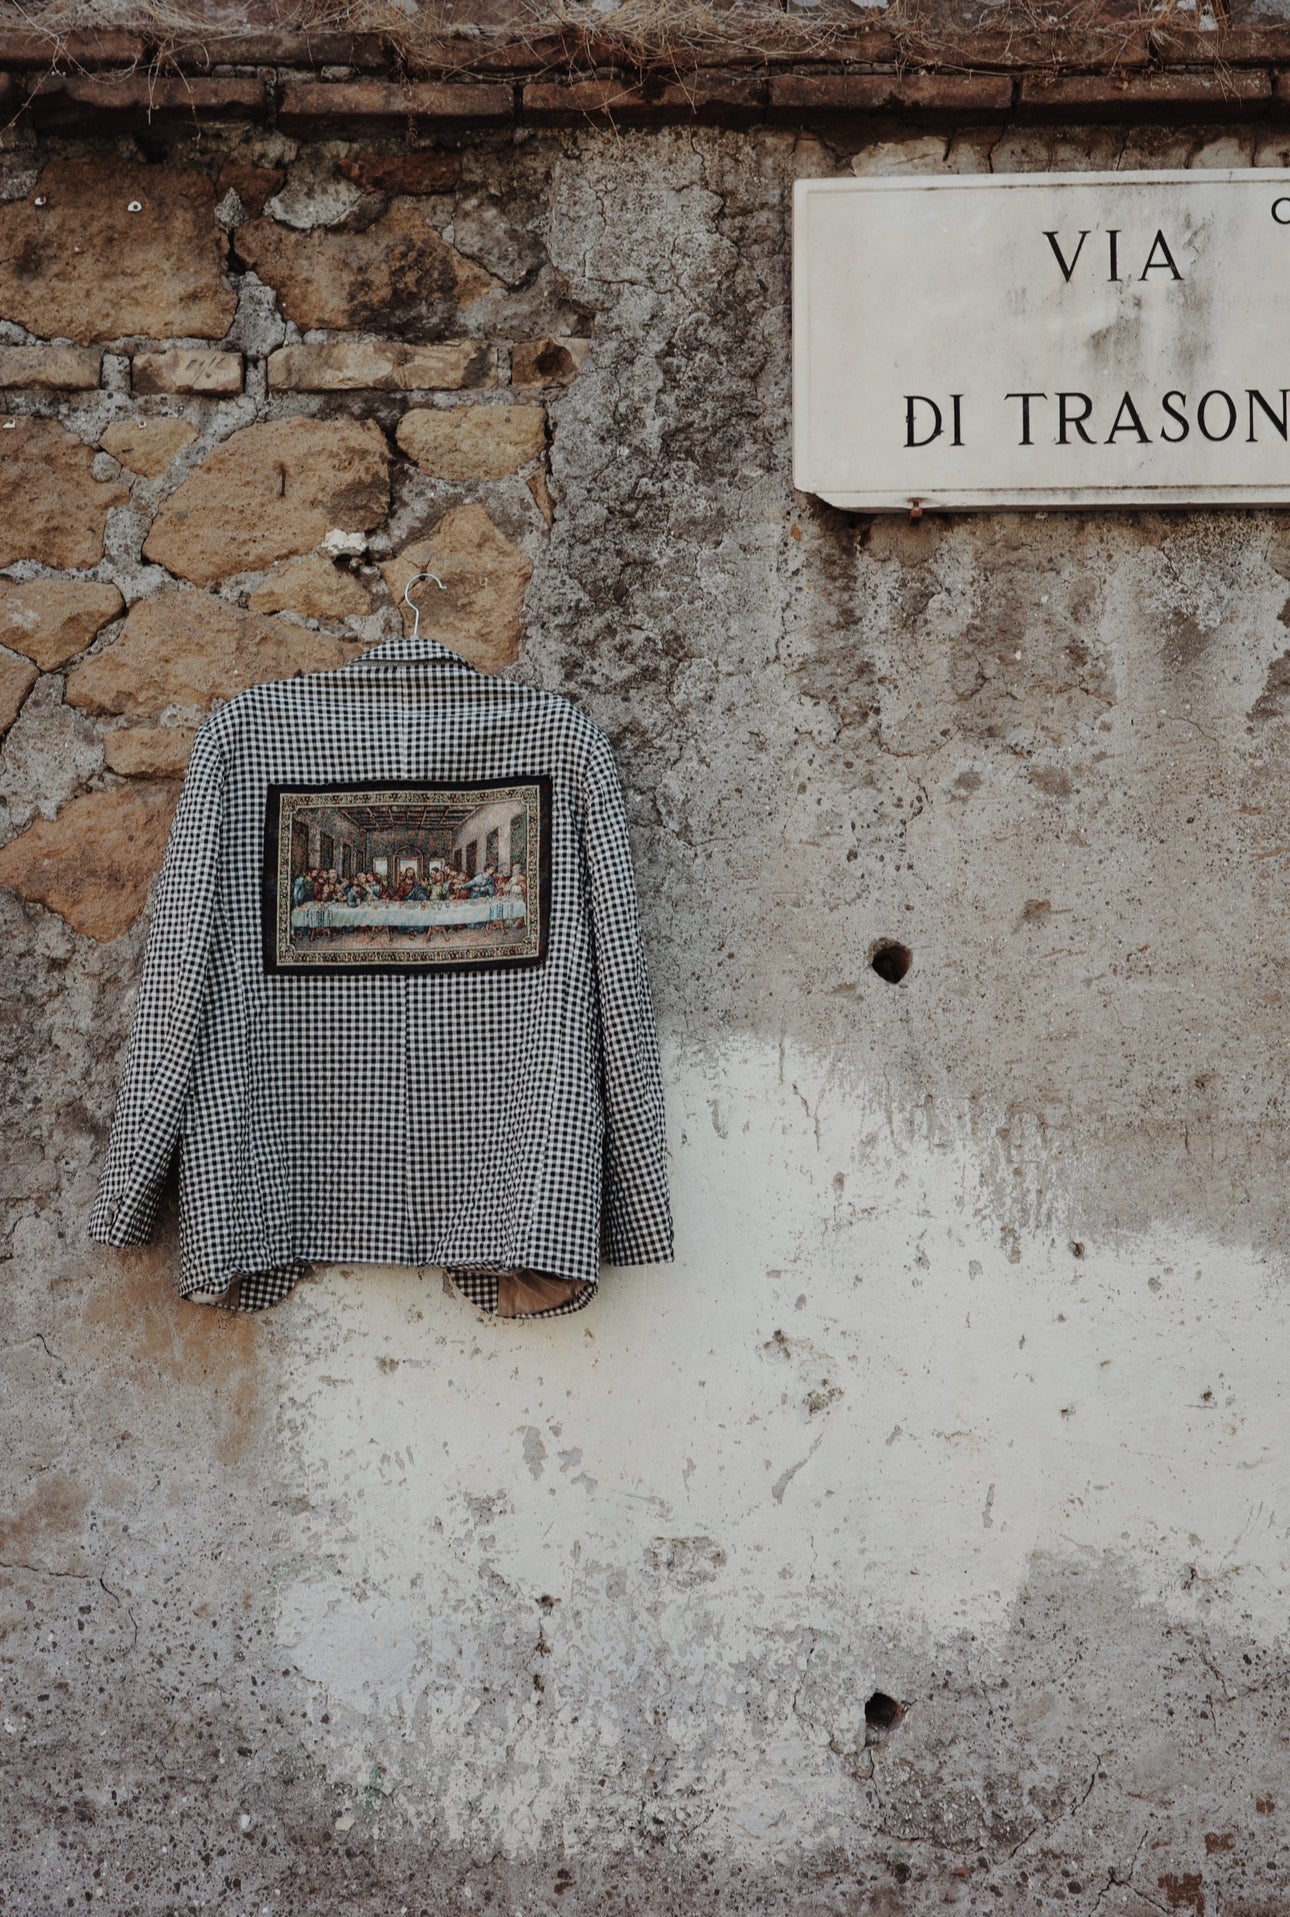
4 30 1290 131
278 79 514 132
1017 69 1273 121
767 71 1014 120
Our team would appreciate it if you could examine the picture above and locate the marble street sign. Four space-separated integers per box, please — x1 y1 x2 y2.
793 170 1290 512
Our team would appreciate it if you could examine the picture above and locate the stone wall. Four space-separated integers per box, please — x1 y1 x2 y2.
5 107 1290 1917
0 136 578 939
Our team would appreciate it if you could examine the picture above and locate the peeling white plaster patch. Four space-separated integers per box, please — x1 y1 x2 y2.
272 1033 1290 1853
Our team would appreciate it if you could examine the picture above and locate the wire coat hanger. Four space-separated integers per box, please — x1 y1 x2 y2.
402 569 447 640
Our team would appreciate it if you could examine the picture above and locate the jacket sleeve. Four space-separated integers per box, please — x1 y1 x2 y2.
89 722 228 1247
581 734 674 1268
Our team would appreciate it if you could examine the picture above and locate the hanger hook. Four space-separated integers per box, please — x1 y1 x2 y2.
402 568 446 640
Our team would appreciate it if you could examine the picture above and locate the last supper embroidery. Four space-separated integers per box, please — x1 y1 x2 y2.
262 778 551 974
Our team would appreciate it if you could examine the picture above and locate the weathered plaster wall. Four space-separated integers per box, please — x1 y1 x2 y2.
4 114 1290 1915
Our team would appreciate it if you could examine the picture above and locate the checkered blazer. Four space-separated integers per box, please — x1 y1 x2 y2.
88 636 674 1319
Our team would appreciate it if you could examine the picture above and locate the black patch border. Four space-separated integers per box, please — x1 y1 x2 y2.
262 775 553 978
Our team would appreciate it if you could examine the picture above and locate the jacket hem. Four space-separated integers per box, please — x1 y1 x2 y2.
174 1244 606 1315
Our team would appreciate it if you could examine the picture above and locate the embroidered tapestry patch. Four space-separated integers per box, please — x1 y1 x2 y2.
262 778 551 974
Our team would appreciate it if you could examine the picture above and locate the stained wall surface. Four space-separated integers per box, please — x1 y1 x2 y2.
3 114 1290 1916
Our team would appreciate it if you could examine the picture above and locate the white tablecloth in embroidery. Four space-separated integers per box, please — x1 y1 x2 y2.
291 897 527 932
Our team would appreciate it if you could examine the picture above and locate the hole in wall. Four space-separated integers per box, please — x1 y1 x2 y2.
864 1690 904 1735
870 941 912 985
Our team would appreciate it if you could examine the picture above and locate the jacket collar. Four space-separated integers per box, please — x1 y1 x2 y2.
345 636 475 668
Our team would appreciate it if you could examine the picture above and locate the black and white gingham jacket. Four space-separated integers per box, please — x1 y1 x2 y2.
88 635 673 1319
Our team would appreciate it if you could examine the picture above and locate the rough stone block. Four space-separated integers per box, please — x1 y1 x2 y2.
0 579 125 671
248 554 372 620
65 587 349 720
102 725 197 777
0 676 104 838
0 650 37 735
215 160 287 218
337 150 462 195
0 779 179 941
142 417 390 588
0 345 102 390
396 404 547 480
131 349 244 396
236 203 497 338
266 340 493 393
0 159 236 344
510 337 591 388
99 416 198 476
379 504 532 674
0 418 129 570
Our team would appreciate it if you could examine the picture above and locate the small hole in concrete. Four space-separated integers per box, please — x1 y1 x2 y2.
870 941 912 985
865 1691 903 1732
